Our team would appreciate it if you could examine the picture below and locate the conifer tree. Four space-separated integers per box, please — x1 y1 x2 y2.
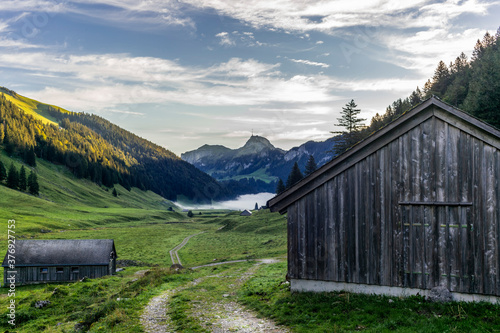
276 178 285 194
286 162 304 189
254 202 259 210
18 165 27 191
6 163 18 189
187 210 194 218
0 160 6 182
28 171 39 196
112 188 118 197
332 99 366 155
25 146 36 167
304 155 318 176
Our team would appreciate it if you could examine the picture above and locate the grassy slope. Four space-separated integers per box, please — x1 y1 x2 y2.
0 89 66 126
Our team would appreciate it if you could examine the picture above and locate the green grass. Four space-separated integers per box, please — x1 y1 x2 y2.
0 90 64 126
179 210 287 266
0 145 499 332
239 262 500 332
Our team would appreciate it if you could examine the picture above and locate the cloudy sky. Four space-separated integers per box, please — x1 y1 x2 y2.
0 1 499 155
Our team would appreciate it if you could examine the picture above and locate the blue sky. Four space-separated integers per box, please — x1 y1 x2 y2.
0 0 499 155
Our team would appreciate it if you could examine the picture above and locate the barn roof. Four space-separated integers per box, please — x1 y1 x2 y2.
268 96 500 214
1 239 116 267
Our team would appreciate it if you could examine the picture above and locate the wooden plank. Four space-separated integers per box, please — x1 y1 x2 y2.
325 179 336 282
316 186 326 281
298 197 306 279
305 193 316 280
348 167 356 283
392 137 403 287
484 145 496 295
340 172 348 282
287 202 298 279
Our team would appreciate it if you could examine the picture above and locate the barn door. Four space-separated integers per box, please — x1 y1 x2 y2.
401 204 473 293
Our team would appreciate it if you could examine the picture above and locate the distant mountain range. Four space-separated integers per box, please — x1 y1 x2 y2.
182 135 338 194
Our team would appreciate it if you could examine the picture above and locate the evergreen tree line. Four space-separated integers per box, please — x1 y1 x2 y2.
363 28 500 140
276 155 317 194
327 28 500 159
0 92 226 202
0 160 39 195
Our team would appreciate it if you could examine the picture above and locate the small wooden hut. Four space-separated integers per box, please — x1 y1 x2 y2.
268 97 500 302
2 239 117 285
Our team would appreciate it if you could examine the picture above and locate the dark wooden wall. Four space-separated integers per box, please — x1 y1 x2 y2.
4 265 110 285
287 115 500 296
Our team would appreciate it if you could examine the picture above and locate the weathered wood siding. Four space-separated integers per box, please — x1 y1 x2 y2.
4 265 110 285
288 115 500 296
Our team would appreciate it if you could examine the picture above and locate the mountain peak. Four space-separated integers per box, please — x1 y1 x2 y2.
243 135 274 149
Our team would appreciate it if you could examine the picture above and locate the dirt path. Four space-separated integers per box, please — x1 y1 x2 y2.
169 232 204 266
140 262 288 332
141 233 289 332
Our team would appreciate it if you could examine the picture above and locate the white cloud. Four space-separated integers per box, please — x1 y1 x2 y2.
0 51 340 109
289 58 330 68
215 32 235 46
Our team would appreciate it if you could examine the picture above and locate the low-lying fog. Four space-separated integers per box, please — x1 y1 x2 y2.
175 192 275 211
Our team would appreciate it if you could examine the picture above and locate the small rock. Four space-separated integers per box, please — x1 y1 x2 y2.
428 286 453 303
388 299 394 303
79 276 89 282
131 278 138 282
34 300 51 309
116 268 125 272
222 294 230 298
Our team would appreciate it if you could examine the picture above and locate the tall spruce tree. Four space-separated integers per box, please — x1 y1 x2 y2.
304 155 318 176
332 99 366 155
6 163 18 189
286 162 304 189
18 165 27 191
28 171 39 196
276 178 285 194
0 160 6 182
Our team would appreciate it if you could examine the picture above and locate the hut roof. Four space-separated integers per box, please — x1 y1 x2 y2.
268 96 500 214
2 239 116 267
240 209 252 216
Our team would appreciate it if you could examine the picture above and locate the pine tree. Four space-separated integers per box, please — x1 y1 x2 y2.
18 165 27 191
332 99 366 155
112 188 118 197
24 146 36 167
276 178 285 194
6 163 18 189
28 171 39 196
187 210 194 218
286 162 304 189
335 99 365 133
0 160 6 182
431 61 451 97
304 155 318 176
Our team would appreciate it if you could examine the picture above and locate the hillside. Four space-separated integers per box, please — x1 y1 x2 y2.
182 135 338 194
0 87 227 202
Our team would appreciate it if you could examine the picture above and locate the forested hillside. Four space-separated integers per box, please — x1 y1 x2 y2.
0 88 227 202
362 29 500 138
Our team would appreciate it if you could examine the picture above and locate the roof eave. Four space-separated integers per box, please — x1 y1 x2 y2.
268 96 500 214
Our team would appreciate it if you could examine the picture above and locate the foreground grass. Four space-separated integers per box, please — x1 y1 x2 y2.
0 267 205 332
239 262 500 332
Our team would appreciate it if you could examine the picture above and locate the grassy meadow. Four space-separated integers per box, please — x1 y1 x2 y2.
0 149 499 332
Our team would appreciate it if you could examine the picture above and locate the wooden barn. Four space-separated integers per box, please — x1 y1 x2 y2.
2 239 117 285
268 97 500 302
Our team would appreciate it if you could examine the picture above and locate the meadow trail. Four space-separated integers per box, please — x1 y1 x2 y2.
140 261 289 333
141 234 288 332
